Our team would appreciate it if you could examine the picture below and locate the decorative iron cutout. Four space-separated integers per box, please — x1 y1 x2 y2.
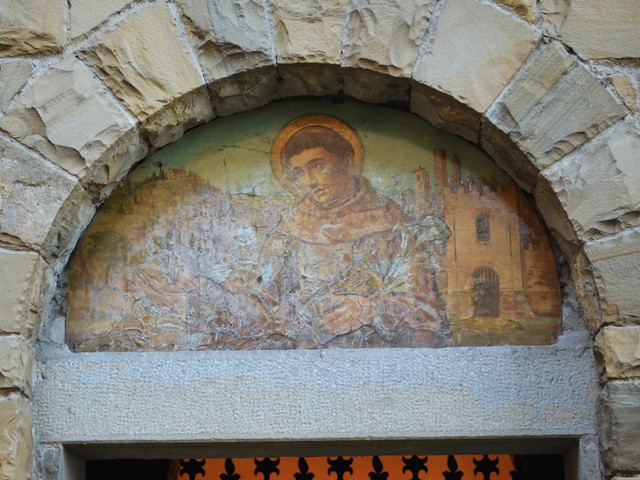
368 456 388 480
254 458 280 480
295 458 315 480
221 459 240 480
401 456 428 480
180 459 206 480
442 455 464 480
509 455 530 480
327 456 354 480
473 455 500 480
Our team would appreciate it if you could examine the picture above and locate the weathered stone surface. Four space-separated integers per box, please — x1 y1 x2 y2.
412 82 481 143
0 57 147 185
481 118 538 191
344 68 410 105
542 122 640 240
176 0 274 81
585 227 640 322
414 0 539 113
0 396 32 480
560 0 640 59
532 175 579 256
0 249 50 337
342 0 435 77
0 336 33 394
539 0 569 37
0 137 95 266
601 381 640 471
0 0 66 57
0 60 33 112
494 0 536 22
277 63 343 97
271 0 347 64
596 326 640 379
610 73 639 113
80 3 213 146
487 42 626 170
208 66 278 116
70 0 133 39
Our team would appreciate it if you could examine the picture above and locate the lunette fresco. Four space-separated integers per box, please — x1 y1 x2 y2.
66 101 561 351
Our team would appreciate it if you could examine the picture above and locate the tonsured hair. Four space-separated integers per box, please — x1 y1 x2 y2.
282 126 355 163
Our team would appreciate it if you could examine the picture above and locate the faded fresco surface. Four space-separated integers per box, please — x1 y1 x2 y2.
66 101 561 352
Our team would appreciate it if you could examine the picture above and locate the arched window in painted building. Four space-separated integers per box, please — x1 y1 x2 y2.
472 266 500 318
475 213 490 242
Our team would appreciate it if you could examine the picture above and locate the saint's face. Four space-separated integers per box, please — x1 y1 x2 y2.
288 147 357 208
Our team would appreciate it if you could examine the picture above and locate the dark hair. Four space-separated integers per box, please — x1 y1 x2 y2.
282 126 355 163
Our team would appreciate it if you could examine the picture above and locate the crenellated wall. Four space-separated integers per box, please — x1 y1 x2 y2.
0 0 639 478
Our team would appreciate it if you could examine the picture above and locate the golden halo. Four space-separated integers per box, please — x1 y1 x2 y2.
270 114 364 193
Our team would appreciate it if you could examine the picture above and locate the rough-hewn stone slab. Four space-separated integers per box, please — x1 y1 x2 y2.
277 63 343 97
271 0 347 64
414 0 539 113
342 0 436 77
33 345 598 444
494 0 536 22
208 66 279 116
344 69 410 105
79 3 213 147
602 381 640 472
0 60 33 112
488 42 626 170
0 0 67 57
596 326 640 380
0 249 50 337
0 57 147 185
176 0 274 81
584 227 640 322
70 0 133 39
542 122 640 240
0 138 89 253
560 0 640 60
538 0 569 37
0 395 32 480
0 336 32 394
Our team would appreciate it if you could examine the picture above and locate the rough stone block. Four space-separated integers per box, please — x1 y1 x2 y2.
0 60 33 112
494 0 536 22
539 0 569 37
175 0 274 81
70 0 133 39
542 122 640 240
560 0 640 59
412 82 481 143
480 119 538 192
413 0 539 113
487 42 626 170
0 138 80 250
0 57 147 186
596 326 640 380
0 396 32 480
79 3 213 146
0 336 33 394
601 381 640 472
0 0 67 57
208 66 279 116
610 73 639 114
0 249 50 337
343 68 410 105
342 0 436 77
271 0 347 64
585 227 640 323
276 63 343 97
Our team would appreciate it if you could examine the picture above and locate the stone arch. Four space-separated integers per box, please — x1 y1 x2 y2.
1 0 639 478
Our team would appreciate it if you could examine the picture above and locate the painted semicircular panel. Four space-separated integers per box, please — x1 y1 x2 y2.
66 100 561 352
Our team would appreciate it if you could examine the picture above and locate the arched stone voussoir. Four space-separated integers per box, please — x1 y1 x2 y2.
485 41 626 175
584 226 640 324
0 56 149 197
77 2 214 149
0 136 94 267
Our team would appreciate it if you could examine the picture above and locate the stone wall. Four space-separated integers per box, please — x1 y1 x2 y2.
0 0 639 478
